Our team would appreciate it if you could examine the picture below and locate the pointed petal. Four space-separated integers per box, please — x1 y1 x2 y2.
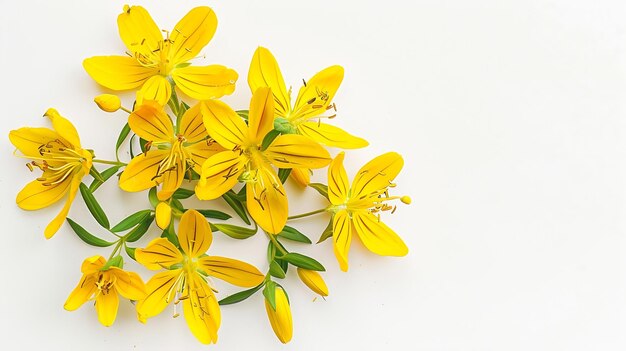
135 238 183 270
246 167 288 234
180 103 208 143
178 209 212 258
248 47 291 117
64 274 97 311
16 177 71 211
128 102 174 142
109 267 147 301
352 212 408 256
298 122 368 149
9 127 62 158
80 256 107 274
187 139 225 175
327 152 349 205
247 87 275 144
95 290 119 327
182 274 220 344
332 210 352 272
118 149 169 192
265 134 331 169
169 7 217 64
195 151 245 200
44 109 81 149
136 269 182 321
44 175 82 239
351 152 404 200
265 287 293 344
290 168 310 187
292 65 343 121
173 65 238 100
198 256 265 287
137 75 172 106
117 5 162 58
201 100 248 149
157 157 184 201
83 56 157 90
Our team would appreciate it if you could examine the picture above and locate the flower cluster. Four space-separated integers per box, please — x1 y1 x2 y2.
9 5 410 345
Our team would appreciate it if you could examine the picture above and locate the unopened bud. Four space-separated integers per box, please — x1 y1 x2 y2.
94 94 121 113
400 196 411 205
297 268 329 297
155 202 172 230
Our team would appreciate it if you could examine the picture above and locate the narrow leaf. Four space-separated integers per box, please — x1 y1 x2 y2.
89 167 104 183
261 129 281 151
89 166 121 192
219 282 264 306
278 225 312 244
172 188 195 199
211 223 257 240
115 123 131 159
278 168 291 184
236 110 249 120
269 261 286 279
125 213 155 242
66 218 114 247
280 253 325 271
79 183 110 229
222 191 251 225
196 209 231 220
140 138 149 153
148 187 159 208
263 280 277 311
111 210 152 232
125 246 136 260
309 183 329 200
317 220 334 243
102 256 124 270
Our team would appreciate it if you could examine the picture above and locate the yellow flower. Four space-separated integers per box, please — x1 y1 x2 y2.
9 109 93 238
265 285 293 344
119 101 223 201
135 209 265 344
326 152 409 271
84 5 238 105
64 255 147 327
296 268 328 297
195 87 331 234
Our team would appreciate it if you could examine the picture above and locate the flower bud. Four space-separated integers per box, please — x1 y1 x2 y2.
265 286 293 344
155 202 172 230
94 94 121 112
297 268 328 297
400 196 411 204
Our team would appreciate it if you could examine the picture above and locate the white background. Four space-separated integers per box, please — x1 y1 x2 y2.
1 0 625 350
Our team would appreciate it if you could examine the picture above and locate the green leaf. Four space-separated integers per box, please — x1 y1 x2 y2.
222 191 250 225
219 282 264 306
170 198 184 213
101 255 124 270
125 246 136 260
269 261 286 279
280 253 325 271
79 183 110 229
125 213 155 242
278 225 312 244
89 166 121 192
140 138 149 153
261 129 281 151
66 218 114 247
236 110 249 120
309 183 329 200
111 210 152 232
89 167 105 183
161 221 179 247
115 123 131 158
196 209 231 220
148 187 159 208
211 223 257 240
317 219 334 243
173 188 195 199
278 168 291 184
129 134 137 159
263 280 277 310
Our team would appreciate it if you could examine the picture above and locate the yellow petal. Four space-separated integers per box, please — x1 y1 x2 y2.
83 56 157 90
290 168 311 187
298 122 368 149
246 166 288 234
327 152 349 205
198 256 265 287
64 274 97 311
118 149 169 192
332 210 352 272
182 273 220 344
248 47 291 117
352 212 408 256
169 7 217 64
44 175 82 239
351 152 404 200
109 267 147 301
16 176 71 211
265 134 331 169
137 75 172 106
179 103 208 143
296 268 329 297
136 270 182 322
201 99 248 149
44 108 81 149
9 127 62 158
186 139 225 175
247 87 275 144
195 150 245 200
173 65 238 100
135 238 183 270
80 255 107 274
291 65 343 121
95 289 119 327
178 209 212 258
128 102 174 142
155 202 172 230
157 157 184 201
265 287 293 344
117 5 162 59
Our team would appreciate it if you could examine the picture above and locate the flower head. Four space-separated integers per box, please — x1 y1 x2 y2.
326 152 409 271
119 101 223 201
84 5 238 104
9 109 93 238
195 87 331 233
135 209 265 344
64 256 147 327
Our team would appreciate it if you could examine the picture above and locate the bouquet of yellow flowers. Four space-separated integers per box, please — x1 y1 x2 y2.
9 5 410 345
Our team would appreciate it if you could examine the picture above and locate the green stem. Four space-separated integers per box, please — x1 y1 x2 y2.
93 159 127 166
266 231 288 255
287 208 326 220
120 106 132 114
108 240 124 260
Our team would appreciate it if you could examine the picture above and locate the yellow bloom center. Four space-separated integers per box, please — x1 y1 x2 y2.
94 271 117 297
132 35 173 76
26 139 92 186
152 135 196 183
239 148 284 210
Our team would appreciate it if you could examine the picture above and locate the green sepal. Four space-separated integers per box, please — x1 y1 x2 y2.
125 246 136 260
139 138 149 153
263 280 278 311
309 183 329 200
161 221 179 247
211 223 256 240
110 209 152 232
79 183 110 229
219 282 264 306
278 225 312 244
279 252 325 271
317 219 334 243
101 255 124 271
274 117 296 134
66 218 115 247
261 129 281 151
236 110 249 120
148 187 159 208
278 168 291 184
269 261 286 279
